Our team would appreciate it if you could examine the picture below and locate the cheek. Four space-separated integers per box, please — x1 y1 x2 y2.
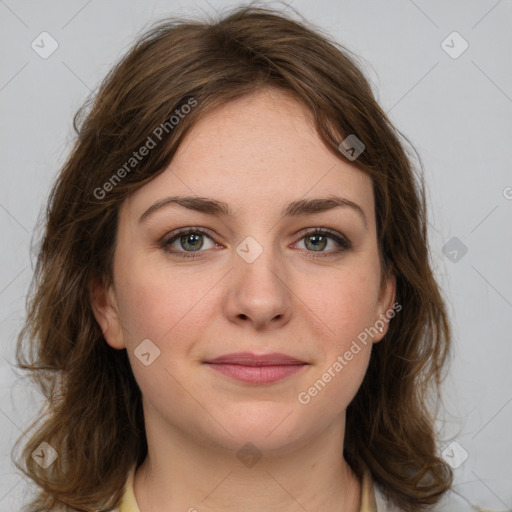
296 280 375 420
114 269 212 410
294 266 379 406
304 266 381 341
114 258 212 345
295 344 371 438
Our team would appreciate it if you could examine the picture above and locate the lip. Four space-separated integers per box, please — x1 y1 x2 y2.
203 352 309 385
204 352 307 365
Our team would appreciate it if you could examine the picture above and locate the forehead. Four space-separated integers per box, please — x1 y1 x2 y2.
122 89 374 223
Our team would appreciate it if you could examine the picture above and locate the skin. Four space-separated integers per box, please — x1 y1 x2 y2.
91 88 395 512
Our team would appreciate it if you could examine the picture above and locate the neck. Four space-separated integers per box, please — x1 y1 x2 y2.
133 407 361 512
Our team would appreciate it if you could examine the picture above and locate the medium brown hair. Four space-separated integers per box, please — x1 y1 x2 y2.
15 5 452 511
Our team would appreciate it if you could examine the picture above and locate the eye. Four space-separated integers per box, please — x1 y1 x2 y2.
161 228 217 258
294 228 351 258
160 227 351 259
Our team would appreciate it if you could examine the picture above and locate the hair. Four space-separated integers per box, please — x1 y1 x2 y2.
14 4 452 511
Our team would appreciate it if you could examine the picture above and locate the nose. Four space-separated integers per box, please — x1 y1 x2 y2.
223 239 292 331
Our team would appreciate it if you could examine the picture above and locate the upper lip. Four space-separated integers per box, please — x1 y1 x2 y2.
204 352 307 366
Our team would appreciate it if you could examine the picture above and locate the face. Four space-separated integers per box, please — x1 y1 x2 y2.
92 88 395 455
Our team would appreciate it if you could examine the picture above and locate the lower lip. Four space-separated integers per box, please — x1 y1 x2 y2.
204 363 306 384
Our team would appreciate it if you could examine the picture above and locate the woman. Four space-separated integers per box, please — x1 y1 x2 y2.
15 6 453 512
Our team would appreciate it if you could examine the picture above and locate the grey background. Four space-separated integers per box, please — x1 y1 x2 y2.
1 0 511 510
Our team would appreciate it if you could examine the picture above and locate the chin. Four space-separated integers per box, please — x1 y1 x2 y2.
197 406 317 456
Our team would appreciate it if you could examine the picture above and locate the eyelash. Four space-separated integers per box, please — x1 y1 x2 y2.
160 227 352 259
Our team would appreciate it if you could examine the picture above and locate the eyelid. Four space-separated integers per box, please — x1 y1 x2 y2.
160 226 216 243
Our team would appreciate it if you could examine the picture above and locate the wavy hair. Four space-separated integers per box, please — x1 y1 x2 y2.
15 5 452 511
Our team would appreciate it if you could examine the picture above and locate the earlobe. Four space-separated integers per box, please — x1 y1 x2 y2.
89 276 126 349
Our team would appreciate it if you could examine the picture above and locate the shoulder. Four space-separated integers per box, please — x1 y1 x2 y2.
373 486 402 512
374 484 474 511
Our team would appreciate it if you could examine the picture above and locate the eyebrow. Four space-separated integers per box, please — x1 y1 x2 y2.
138 195 367 228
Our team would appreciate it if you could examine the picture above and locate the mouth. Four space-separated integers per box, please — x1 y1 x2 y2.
203 352 309 385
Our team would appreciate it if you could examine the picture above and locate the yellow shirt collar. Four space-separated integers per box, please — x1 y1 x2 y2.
118 464 378 512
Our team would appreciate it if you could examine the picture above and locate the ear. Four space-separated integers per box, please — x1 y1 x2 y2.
373 262 397 343
89 275 126 349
